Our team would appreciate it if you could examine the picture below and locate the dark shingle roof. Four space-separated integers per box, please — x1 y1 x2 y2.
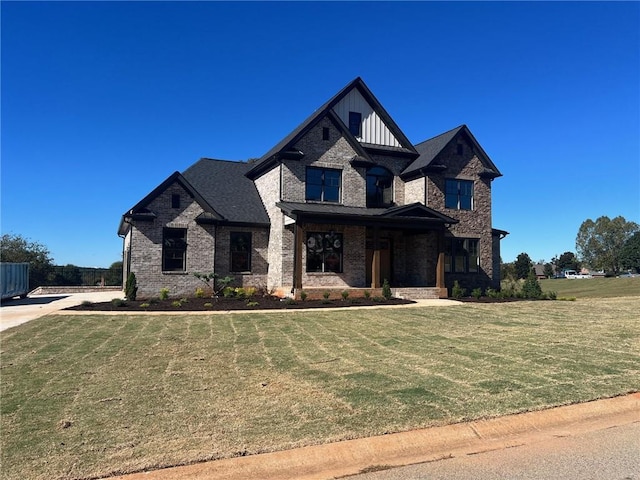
182 158 269 225
402 124 502 180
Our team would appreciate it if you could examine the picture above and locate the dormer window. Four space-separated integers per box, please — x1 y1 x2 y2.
366 166 394 207
348 111 362 137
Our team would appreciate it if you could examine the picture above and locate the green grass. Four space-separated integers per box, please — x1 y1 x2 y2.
539 276 640 298
1 296 639 479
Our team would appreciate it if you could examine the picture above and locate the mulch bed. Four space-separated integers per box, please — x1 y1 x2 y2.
66 296 416 312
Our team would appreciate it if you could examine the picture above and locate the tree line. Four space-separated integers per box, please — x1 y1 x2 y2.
503 215 640 279
0 234 122 290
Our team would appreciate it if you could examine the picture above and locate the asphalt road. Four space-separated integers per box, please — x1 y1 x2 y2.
352 421 640 480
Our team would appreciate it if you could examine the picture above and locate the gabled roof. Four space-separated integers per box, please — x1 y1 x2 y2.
182 158 270 226
401 124 502 180
246 77 418 180
276 201 457 230
118 159 269 235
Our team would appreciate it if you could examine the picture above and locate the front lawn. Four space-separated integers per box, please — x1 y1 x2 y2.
2 297 639 479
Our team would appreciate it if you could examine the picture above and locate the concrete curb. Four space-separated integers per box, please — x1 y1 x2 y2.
108 393 639 480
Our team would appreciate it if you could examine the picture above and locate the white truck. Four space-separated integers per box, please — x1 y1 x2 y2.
1 263 30 300
563 269 592 279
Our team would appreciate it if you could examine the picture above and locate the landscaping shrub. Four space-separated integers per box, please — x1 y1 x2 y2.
341 290 349 300
452 280 465 299
195 287 205 298
159 288 170 300
382 279 392 300
521 271 543 299
125 273 138 301
299 290 308 301
111 298 126 308
363 290 371 299
472 287 483 299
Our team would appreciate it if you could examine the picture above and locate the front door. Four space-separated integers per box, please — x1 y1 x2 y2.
366 238 391 287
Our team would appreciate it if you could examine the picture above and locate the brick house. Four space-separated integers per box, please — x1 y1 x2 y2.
118 78 508 299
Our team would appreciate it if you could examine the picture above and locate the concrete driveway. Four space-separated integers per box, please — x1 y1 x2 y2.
0 290 123 332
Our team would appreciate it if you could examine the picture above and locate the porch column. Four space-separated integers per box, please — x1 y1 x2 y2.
294 224 303 291
371 227 381 288
436 231 448 298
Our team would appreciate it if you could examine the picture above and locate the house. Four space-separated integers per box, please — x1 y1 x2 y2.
118 78 508 299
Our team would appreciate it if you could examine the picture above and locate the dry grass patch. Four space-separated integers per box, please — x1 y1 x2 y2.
1 297 639 479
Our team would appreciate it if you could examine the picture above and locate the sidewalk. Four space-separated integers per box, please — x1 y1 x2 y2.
109 393 639 480
0 290 123 331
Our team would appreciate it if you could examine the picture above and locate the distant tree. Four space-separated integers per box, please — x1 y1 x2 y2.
521 270 543 299
552 251 580 273
501 261 515 281
619 232 640 273
543 263 554 278
105 261 123 286
0 233 54 289
576 216 639 274
51 264 82 285
514 253 533 279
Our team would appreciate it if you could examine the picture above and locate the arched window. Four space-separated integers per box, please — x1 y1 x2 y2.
366 166 394 207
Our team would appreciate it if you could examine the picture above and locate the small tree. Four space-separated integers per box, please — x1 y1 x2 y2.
193 272 233 297
125 272 138 301
382 279 392 300
543 263 554 279
521 270 543 299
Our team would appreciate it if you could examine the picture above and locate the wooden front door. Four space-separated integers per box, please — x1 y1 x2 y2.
366 238 391 287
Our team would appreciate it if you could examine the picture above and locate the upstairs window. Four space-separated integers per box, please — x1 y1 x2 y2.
306 167 341 203
230 232 252 272
445 179 474 210
307 232 343 273
348 111 362 137
163 228 187 271
366 166 394 207
171 194 180 209
322 127 330 140
444 238 479 273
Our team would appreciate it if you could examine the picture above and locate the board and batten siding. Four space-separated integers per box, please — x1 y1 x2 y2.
332 89 401 148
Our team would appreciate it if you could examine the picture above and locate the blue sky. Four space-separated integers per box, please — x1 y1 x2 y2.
2 1 638 268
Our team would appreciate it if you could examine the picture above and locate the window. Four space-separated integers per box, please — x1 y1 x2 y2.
171 194 180 209
230 232 251 272
366 166 394 207
322 127 330 140
348 111 362 137
307 232 343 273
456 143 464 155
444 238 479 273
445 179 473 210
163 228 187 271
306 167 341 202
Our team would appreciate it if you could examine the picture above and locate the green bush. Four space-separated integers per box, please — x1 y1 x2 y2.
204 302 213 308
363 290 371 299
382 279 392 300
159 288 170 300
246 301 259 307
299 290 308 301
472 287 483 299
452 281 465 299
521 271 543 299
322 291 330 300
171 300 182 308
223 287 235 298
111 298 126 308
125 273 138 301
341 290 349 300
140 302 150 309
486 287 501 299
195 287 205 298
